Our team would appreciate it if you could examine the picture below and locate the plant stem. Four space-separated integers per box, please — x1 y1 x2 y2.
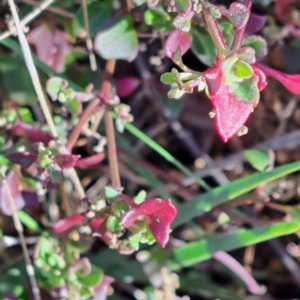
1 172 41 300
7 0 57 137
81 0 97 71
66 99 99 151
202 4 227 58
105 110 121 187
0 0 55 41
98 60 121 187
231 0 252 50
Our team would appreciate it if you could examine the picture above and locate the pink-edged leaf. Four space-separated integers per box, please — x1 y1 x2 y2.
120 198 177 247
52 214 84 233
0 170 25 216
94 276 115 300
116 77 140 98
204 65 257 142
252 65 267 91
165 29 192 59
245 13 266 35
11 121 53 145
6 152 38 169
54 154 80 169
255 62 300 94
75 153 105 169
227 2 250 30
69 258 92 276
27 24 69 72
172 11 194 32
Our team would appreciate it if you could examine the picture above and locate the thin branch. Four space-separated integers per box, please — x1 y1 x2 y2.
81 0 97 71
1 172 41 300
18 0 74 18
7 0 85 201
7 0 57 137
231 0 252 50
0 0 55 42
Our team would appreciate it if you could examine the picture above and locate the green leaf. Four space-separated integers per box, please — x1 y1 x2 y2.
230 60 253 79
94 16 138 62
173 161 300 228
144 8 172 31
134 190 147 204
160 72 176 84
230 76 259 103
242 35 268 58
243 149 273 172
172 222 299 267
72 0 113 37
106 215 123 232
46 77 67 101
76 265 103 287
191 26 215 66
17 210 41 232
104 186 120 203
66 98 80 115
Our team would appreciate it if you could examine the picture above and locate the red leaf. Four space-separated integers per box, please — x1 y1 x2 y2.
6 151 38 169
11 121 53 145
0 170 25 216
116 77 140 98
120 198 177 247
204 62 257 142
54 154 80 169
164 29 192 59
52 214 84 233
27 24 69 72
75 153 105 169
255 62 300 94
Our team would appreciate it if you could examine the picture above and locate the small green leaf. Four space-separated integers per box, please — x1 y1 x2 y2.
230 60 253 79
134 190 147 204
104 186 120 203
243 149 274 172
242 35 268 58
230 76 259 103
167 87 185 99
161 72 176 84
66 98 80 115
106 215 123 232
144 8 171 31
94 16 138 61
17 210 41 232
130 232 142 250
76 265 103 287
46 77 68 101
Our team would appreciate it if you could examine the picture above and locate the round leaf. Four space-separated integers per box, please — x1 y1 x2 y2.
94 16 138 61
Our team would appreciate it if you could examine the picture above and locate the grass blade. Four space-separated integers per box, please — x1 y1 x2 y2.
172 222 299 268
173 161 300 227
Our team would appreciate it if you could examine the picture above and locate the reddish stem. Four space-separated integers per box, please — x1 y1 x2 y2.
231 0 252 50
98 60 121 187
202 5 228 58
66 59 117 152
